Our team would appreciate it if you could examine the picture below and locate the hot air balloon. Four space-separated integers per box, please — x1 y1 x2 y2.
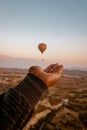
38 43 47 61
38 43 47 54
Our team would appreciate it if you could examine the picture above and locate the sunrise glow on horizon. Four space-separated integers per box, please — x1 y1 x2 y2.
0 0 87 67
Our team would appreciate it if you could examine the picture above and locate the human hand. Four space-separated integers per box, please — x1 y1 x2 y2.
29 63 64 87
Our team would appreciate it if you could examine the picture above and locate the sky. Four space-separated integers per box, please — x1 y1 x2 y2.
0 0 87 67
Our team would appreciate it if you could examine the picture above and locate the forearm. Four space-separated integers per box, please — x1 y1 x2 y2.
0 73 48 130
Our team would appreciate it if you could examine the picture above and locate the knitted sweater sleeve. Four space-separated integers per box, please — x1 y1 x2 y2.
0 73 48 130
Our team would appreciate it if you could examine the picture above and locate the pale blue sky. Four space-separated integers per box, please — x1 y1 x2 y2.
0 0 87 67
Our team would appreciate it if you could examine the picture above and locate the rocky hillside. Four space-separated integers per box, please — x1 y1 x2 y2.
23 87 87 130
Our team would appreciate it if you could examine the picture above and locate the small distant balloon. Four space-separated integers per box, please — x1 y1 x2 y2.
38 43 47 54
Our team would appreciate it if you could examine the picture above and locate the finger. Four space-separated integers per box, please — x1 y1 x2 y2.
44 64 57 72
46 63 59 73
44 64 52 72
49 63 59 73
53 65 60 72
29 66 43 73
57 65 64 74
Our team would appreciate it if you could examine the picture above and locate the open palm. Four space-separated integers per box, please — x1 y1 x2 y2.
29 63 64 87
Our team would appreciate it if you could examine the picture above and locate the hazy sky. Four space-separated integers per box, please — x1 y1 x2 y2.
0 0 87 67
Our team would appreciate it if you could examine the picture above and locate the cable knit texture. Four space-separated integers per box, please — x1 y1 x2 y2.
0 73 48 130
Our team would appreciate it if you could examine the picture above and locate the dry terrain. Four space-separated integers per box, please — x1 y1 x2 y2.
0 68 87 130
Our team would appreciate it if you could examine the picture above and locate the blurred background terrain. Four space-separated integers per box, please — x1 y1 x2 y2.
0 68 87 130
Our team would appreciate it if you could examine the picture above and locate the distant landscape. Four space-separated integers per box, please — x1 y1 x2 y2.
0 55 87 71
0 67 87 130
0 54 45 69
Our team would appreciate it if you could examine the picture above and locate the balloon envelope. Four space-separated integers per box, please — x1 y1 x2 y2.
38 43 47 53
